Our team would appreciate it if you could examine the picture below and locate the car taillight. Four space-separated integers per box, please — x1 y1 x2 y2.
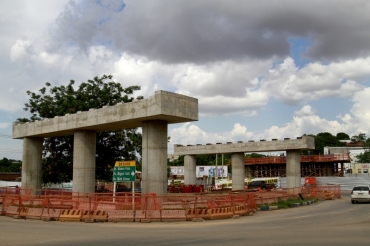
351 190 353 195
368 190 370 195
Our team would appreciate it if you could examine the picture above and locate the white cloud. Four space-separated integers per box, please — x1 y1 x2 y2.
261 57 367 105
0 123 9 129
294 105 317 117
169 86 370 149
10 39 32 61
350 87 370 133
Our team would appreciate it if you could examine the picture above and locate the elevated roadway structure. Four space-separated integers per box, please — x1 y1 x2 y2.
174 136 315 194
244 154 350 178
13 91 198 195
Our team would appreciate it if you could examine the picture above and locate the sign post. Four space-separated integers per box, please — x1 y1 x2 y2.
113 160 136 203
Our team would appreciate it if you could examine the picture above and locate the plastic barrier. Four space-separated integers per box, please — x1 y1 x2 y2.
26 208 44 220
108 210 134 222
208 207 233 220
82 210 108 222
59 209 83 222
185 209 209 220
135 210 161 222
161 210 187 222
41 208 61 220
5 206 18 217
233 205 248 216
0 186 338 223
17 207 28 219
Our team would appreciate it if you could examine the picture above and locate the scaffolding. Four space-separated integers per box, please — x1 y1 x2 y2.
244 154 350 178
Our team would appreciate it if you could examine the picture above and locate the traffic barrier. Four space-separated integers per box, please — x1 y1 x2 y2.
1 186 332 223
16 207 28 219
82 210 108 222
26 208 44 220
41 208 61 220
185 209 209 220
59 209 83 222
208 207 233 220
108 210 134 222
233 205 248 216
135 210 161 222
161 210 187 222
5 206 18 217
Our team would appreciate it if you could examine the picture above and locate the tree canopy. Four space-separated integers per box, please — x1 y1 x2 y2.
18 75 143 183
0 158 21 172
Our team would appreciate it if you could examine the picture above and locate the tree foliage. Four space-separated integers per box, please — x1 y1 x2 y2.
0 158 22 172
336 132 350 141
351 132 367 144
18 75 143 183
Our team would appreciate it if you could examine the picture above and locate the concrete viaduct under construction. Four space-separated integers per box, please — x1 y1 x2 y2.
13 90 315 195
174 136 315 194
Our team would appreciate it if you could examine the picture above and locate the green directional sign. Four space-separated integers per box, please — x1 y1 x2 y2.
113 160 136 182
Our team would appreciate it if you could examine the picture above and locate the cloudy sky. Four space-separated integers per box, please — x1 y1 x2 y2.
1 0 370 160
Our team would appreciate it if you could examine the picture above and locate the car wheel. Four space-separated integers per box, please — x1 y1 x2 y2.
351 200 354 204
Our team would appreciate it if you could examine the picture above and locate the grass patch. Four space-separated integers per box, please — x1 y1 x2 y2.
258 198 318 209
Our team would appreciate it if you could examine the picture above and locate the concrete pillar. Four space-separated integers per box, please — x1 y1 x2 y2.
72 131 96 194
232 153 245 191
142 120 168 194
286 150 301 194
184 155 196 185
22 137 43 195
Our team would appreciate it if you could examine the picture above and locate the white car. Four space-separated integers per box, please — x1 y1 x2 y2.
351 185 370 204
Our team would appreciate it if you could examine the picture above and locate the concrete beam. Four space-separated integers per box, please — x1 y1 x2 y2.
174 136 314 155
12 91 198 139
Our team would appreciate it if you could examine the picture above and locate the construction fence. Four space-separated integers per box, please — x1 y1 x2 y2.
0 184 340 222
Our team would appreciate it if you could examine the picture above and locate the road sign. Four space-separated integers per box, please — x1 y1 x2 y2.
113 160 136 182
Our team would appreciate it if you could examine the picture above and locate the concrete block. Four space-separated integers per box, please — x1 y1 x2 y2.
269 206 279 210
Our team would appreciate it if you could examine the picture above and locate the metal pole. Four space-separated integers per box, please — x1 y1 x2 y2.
113 182 116 203
132 182 135 211
222 154 224 178
215 154 218 180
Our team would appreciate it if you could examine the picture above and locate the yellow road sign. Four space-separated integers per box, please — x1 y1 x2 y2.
115 160 136 167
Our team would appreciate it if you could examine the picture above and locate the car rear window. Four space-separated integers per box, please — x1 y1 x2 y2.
353 186 369 191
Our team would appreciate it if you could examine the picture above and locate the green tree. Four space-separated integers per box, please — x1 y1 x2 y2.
18 75 143 183
356 151 370 163
351 132 367 144
312 132 340 154
336 132 350 141
0 158 22 172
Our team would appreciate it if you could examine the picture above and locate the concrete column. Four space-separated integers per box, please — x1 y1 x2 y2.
142 120 168 194
232 153 245 191
72 131 96 194
286 150 301 194
184 155 196 185
22 137 43 195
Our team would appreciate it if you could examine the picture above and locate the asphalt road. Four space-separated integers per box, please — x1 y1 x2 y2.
1 191 369 246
